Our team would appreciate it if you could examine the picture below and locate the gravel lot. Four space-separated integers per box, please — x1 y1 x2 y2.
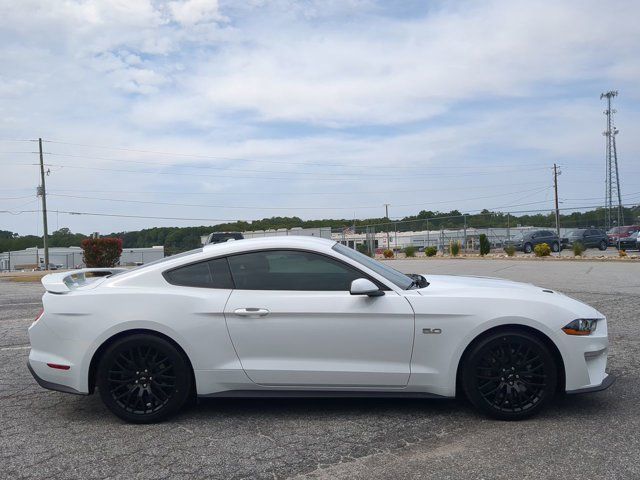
1 259 638 479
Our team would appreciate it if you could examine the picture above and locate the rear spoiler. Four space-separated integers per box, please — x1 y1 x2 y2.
41 268 127 294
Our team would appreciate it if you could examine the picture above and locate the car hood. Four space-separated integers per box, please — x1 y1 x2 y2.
413 274 602 318
418 274 539 293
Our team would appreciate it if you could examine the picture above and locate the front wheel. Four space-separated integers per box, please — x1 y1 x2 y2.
523 243 533 254
462 330 557 420
96 334 193 423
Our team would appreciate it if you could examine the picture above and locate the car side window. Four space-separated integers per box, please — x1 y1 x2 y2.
164 258 234 289
227 250 364 291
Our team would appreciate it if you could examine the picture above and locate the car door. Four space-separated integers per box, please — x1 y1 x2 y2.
223 249 415 388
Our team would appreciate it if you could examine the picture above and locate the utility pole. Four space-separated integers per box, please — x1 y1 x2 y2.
384 204 391 250
37 138 49 270
553 163 561 236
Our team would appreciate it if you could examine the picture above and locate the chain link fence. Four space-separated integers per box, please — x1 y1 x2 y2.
331 205 640 256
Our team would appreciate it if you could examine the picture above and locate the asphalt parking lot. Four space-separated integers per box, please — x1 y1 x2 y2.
1 259 639 479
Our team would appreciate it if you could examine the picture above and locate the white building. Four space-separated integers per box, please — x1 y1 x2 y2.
332 226 576 251
0 246 164 271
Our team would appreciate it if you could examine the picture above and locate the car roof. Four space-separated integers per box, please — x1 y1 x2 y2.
202 235 336 255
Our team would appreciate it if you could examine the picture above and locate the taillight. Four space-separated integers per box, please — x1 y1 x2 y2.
47 363 70 370
34 308 44 322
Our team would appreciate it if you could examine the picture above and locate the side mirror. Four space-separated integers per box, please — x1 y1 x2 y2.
350 278 384 297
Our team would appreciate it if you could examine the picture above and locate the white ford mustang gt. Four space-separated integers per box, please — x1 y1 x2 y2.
28 236 614 423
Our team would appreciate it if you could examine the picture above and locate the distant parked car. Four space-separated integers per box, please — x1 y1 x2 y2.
562 229 608 251
205 232 244 245
616 231 639 251
504 230 562 254
607 225 640 246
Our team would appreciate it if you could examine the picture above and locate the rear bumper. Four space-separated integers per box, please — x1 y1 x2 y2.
27 360 86 395
566 373 616 394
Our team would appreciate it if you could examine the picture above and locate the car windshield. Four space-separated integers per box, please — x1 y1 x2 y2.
568 230 584 237
332 243 414 289
607 227 622 234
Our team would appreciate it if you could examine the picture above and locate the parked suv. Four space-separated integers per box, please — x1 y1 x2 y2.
607 225 640 246
562 229 608 251
505 230 562 253
617 231 640 251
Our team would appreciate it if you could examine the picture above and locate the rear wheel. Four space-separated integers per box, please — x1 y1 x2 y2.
462 330 557 420
96 334 192 423
551 242 560 252
599 240 607 251
523 243 533 254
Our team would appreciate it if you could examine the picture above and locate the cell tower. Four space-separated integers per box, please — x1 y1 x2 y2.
600 90 623 230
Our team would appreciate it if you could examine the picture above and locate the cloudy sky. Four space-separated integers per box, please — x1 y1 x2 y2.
1 0 639 235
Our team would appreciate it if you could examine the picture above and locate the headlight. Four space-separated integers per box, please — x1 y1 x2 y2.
562 318 600 336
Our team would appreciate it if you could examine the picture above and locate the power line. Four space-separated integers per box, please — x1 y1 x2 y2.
13 163 547 181
46 180 550 197
3 202 638 224
39 150 555 173
47 186 553 212
40 139 560 171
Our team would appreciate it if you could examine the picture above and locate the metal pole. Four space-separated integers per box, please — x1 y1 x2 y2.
384 204 391 250
553 163 560 236
38 138 49 270
463 214 467 252
426 219 429 248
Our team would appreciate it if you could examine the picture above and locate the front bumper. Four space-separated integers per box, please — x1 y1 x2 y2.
566 373 616 394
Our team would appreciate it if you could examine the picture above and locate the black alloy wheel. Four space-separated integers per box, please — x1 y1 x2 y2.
599 240 608 251
462 330 557 420
97 334 192 423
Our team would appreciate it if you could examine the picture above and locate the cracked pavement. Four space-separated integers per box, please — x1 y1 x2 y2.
1 259 638 479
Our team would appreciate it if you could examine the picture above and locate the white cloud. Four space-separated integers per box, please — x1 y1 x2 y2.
169 0 225 26
1 0 639 234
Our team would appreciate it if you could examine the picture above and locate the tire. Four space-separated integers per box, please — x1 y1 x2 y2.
461 329 557 420
551 242 559 253
523 243 533 254
96 334 193 424
599 240 607 251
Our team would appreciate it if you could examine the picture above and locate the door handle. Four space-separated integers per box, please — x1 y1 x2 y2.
234 308 270 317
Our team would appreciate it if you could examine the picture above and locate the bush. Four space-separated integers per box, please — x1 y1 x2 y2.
534 242 551 257
425 246 437 257
383 249 394 258
619 249 627 258
403 246 416 257
81 237 123 267
450 241 460 257
479 234 491 256
572 242 585 257
504 245 516 256
356 244 370 256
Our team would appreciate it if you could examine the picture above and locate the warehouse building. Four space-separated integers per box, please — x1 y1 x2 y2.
0 246 164 271
331 227 578 251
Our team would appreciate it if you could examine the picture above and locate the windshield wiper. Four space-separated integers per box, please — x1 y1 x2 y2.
407 273 429 289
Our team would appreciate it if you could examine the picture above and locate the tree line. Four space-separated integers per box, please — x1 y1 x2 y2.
1 205 638 255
